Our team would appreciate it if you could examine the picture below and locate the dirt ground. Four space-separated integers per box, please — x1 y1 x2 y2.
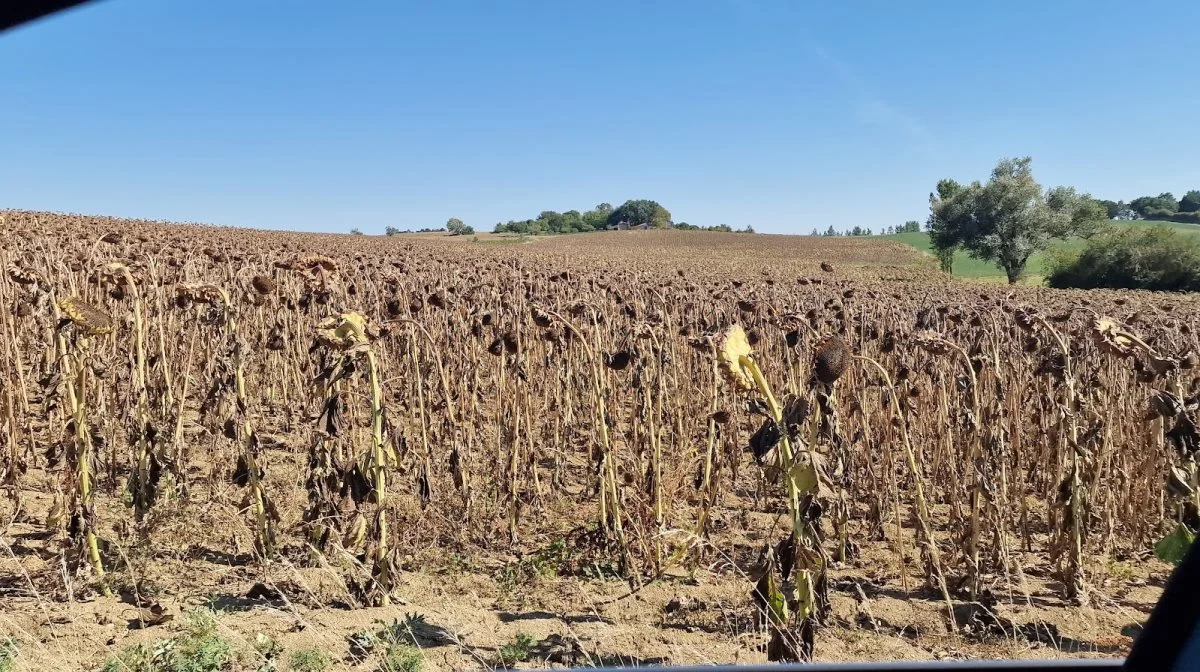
0 471 1163 671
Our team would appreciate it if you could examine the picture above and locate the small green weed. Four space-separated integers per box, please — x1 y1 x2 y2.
99 608 232 672
288 647 332 672
1106 558 1136 582
0 637 19 672
379 645 422 672
498 632 536 666
347 614 429 672
174 609 232 672
101 643 156 672
441 553 478 575
498 539 570 594
249 633 282 671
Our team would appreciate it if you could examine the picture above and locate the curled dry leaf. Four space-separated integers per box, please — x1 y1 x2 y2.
315 312 372 351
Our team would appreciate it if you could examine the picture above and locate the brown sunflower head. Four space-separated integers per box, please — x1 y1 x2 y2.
176 282 228 306
1091 317 1144 358
58 296 113 336
294 254 338 274
487 337 504 356
1181 351 1198 370
812 334 850 386
1013 308 1038 332
913 331 952 358
251 275 277 295
531 306 553 328
8 265 44 287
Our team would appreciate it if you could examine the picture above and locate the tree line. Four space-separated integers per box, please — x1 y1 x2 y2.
374 199 760 237
489 199 756 234
1096 191 1200 223
812 220 922 237
382 219 471 236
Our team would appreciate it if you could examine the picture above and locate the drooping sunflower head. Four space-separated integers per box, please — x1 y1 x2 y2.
1091 317 1144 359
295 254 338 274
316 312 372 351
175 282 228 307
812 334 851 386
251 275 277 295
913 331 952 358
58 296 113 336
8 265 44 287
716 324 754 391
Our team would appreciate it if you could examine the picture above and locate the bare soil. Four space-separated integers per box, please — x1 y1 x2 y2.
1 461 1161 671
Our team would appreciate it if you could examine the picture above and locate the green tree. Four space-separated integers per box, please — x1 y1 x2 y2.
536 210 564 233
581 207 608 231
385 226 402 236
560 209 584 232
1095 199 1120 219
447 217 468 236
1180 190 1200 213
1130 193 1179 218
928 157 1106 284
823 226 837 236
902 220 922 233
350 228 364 235
607 199 671 229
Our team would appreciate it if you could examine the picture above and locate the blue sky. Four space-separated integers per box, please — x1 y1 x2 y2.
2 0 1197 234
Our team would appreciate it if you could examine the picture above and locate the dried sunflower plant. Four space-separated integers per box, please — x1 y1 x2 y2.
53 294 115 593
713 323 846 661
312 311 399 606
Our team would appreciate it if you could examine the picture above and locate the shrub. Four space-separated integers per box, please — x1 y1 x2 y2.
1045 225 1200 291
